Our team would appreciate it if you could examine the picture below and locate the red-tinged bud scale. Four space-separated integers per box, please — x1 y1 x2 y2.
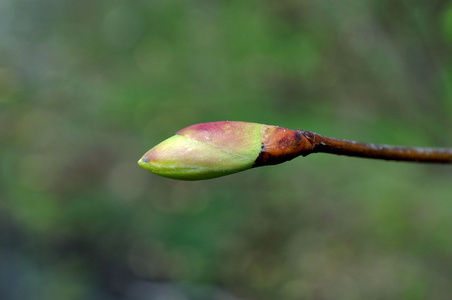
255 125 313 166
138 121 313 180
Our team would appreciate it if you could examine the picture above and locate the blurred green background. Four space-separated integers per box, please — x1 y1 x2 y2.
1 0 452 299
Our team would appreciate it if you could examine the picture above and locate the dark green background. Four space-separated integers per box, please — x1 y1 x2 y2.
1 1 452 299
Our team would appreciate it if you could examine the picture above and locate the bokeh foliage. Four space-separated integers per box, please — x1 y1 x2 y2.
1 0 452 299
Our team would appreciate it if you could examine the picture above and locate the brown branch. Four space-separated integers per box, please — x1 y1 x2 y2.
300 130 452 163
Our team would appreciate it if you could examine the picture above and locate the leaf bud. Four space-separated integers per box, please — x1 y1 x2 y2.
138 121 312 180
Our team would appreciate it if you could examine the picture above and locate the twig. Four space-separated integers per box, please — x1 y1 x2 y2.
300 130 452 163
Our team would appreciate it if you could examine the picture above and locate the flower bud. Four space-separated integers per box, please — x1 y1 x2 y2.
138 121 312 180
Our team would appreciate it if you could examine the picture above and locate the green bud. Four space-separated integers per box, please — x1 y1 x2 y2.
138 121 263 180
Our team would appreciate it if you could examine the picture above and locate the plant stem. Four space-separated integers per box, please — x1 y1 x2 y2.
300 130 452 163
